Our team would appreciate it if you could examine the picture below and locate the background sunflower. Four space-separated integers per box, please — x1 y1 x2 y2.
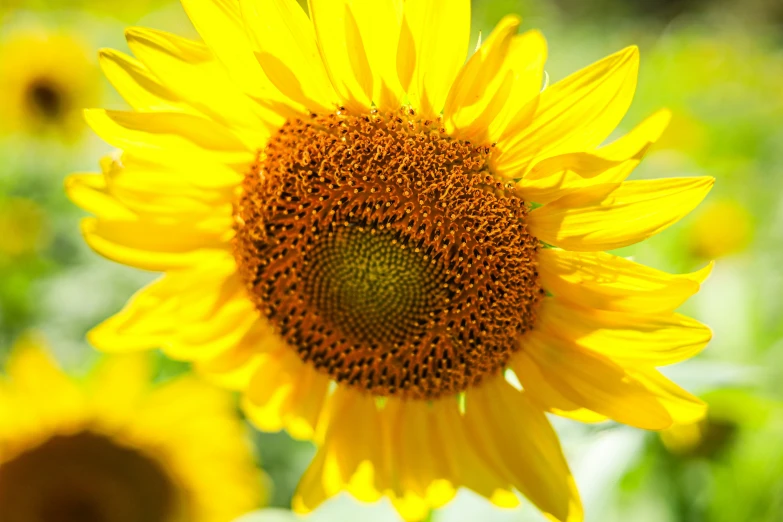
1 0 782 521
0 334 265 521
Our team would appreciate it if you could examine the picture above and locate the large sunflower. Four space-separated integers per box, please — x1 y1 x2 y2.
0 28 98 138
67 1 714 520
0 335 265 522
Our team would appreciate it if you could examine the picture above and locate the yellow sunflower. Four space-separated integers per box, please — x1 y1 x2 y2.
0 28 98 138
0 334 265 522
66 1 714 520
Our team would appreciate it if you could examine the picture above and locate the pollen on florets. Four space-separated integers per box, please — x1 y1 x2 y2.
233 107 543 400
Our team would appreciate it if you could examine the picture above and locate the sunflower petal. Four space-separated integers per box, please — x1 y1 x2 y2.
494 46 639 175
125 27 281 142
514 330 673 429
445 27 549 144
308 0 374 110
65 174 137 221
443 15 521 136
484 30 547 143
88 354 151 424
465 377 583 522
528 176 715 251
397 0 471 119
293 388 385 513
628 368 707 425
81 216 232 271
515 109 671 201
538 298 712 366
194 321 268 391
87 256 231 350
98 49 189 112
538 249 710 313
85 109 253 165
293 389 518 519
508 353 608 423
89 260 258 362
243 346 331 441
180 0 282 100
241 0 338 112
343 0 405 110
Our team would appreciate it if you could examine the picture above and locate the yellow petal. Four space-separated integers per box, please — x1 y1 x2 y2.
397 0 471 119
528 176 715 251
4 335 85 430
483 30 547 144
628 368 707 425
65 174 137 221
241 0 338 112
81 217 231 271
344 0 405 110
515 109 671 201
120 152 243 190
66 167 233 222
538 249 710 313
494 46 639 176
180 0 287 103
98 49 189 112
293 388 384 513
465 377 583 522
193 320 273 390
294 391 472 519
243 347 331 441
597 108 671 161
429 398 521 508
514 330 673 430
85 109 253 165
88 353 151 425
443 15 521 136
90 261 259 363
537 298 712 366
508 351 607 423
308 0 374 111
125 27 281 143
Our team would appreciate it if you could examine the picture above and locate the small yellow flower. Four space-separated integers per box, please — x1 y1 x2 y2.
67 1 715 520
0 334 265 522
0 28 98 138
687 199 752 259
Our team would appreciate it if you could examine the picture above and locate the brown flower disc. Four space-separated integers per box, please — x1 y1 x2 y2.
233 108 543 400
0 432 177 522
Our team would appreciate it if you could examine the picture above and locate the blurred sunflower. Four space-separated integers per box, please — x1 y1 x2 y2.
0 28 98 138
0 335 265 522
67 1 714 520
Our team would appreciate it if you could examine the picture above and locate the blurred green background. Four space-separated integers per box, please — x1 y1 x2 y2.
1 0 782 520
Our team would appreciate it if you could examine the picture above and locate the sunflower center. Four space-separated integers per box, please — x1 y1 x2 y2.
302 226 449 348
233 109 543 400
0 431 177 522
25 78 64 121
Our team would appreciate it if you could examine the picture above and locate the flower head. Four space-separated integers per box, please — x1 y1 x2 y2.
0 335 265 522
0 28 98 138
67 1 714 520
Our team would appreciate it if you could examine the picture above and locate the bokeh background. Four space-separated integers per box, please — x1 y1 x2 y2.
1 0 782 520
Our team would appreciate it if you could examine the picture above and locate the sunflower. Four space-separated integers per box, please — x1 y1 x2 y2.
0 28 98 138
0 334 265 522
66 1 714 520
